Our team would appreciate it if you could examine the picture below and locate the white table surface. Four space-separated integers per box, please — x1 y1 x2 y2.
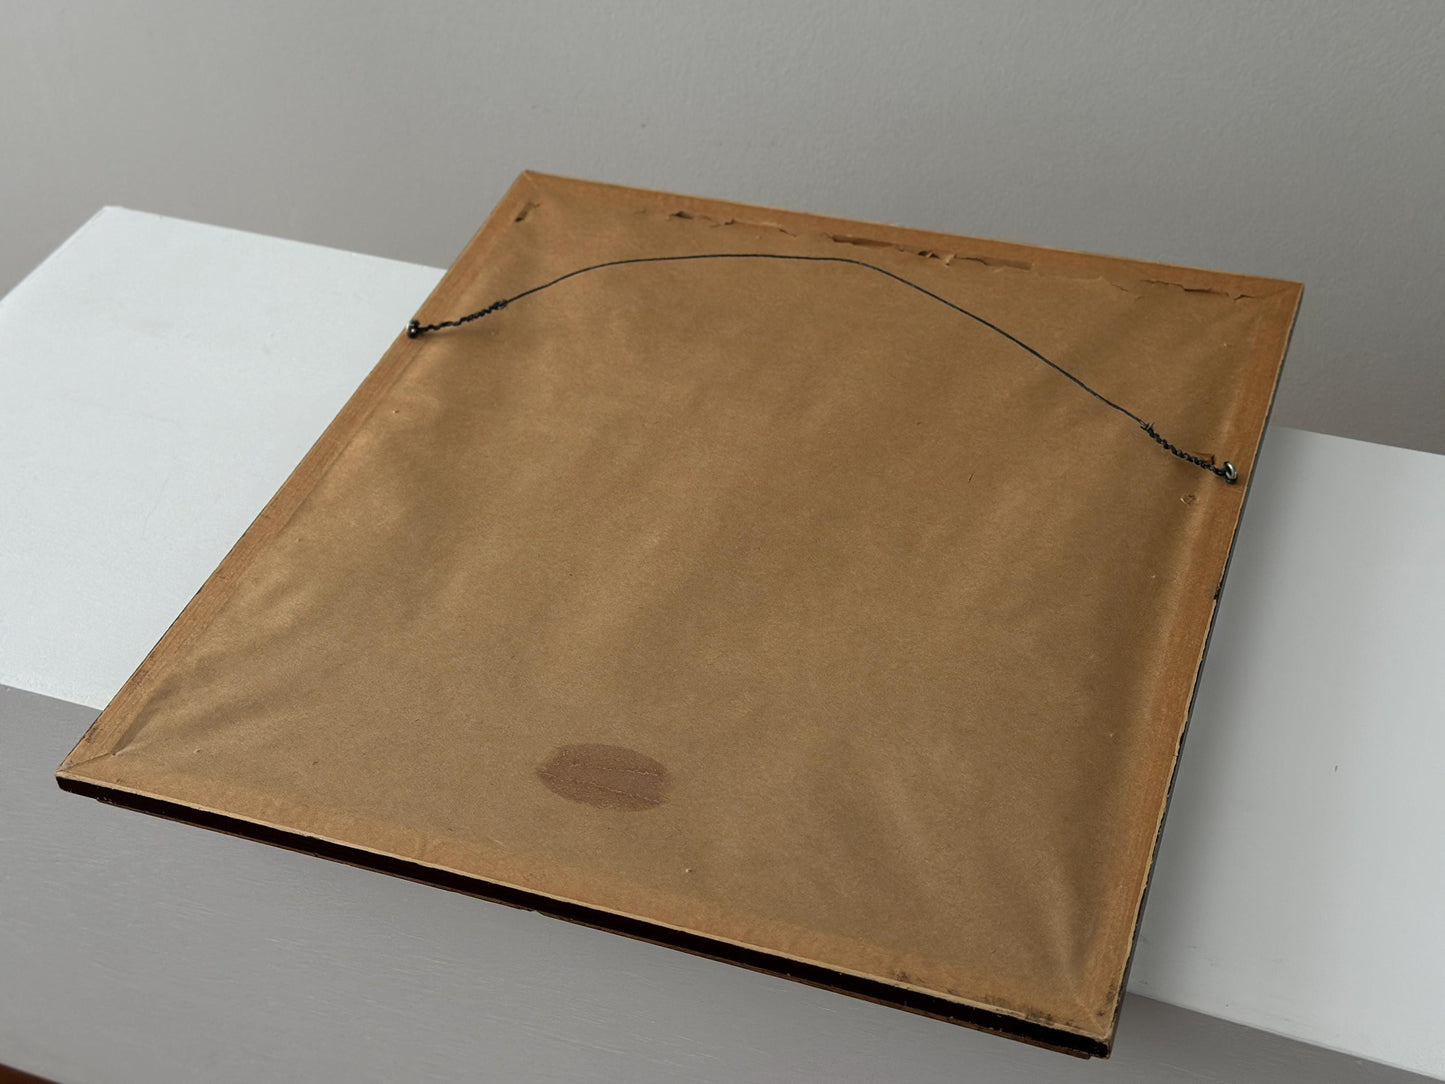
3 208 1442 1081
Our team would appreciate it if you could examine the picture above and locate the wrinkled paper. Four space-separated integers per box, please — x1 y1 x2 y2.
60 173 1300 1055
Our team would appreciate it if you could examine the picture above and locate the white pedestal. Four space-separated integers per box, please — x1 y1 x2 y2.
3 209 1441 1083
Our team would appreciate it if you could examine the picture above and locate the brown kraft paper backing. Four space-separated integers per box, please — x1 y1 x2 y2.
58 172 1302 1056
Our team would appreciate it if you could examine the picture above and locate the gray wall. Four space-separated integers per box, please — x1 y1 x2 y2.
4 2 1442 454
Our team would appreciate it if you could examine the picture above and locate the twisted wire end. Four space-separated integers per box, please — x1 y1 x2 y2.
1141 422 1237 483
407 299 510 340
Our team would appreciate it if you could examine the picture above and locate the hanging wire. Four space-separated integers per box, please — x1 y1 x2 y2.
407 252 1237 483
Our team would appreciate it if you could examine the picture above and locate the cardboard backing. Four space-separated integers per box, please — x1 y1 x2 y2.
58 173 1301 1056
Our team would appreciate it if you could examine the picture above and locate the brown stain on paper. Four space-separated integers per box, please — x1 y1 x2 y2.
537 744 669 811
